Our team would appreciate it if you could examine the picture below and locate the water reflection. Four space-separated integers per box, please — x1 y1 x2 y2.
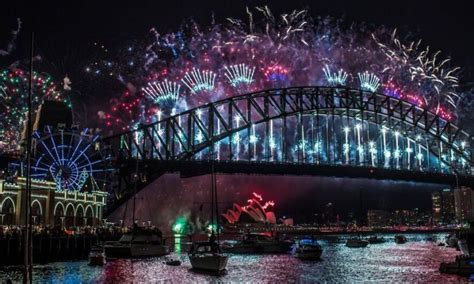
0 234 467 283
174 234 182 255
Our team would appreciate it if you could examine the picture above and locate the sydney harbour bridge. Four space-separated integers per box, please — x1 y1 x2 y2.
101 86 474 213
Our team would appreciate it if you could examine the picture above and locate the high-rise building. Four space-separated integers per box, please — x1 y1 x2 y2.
442 189 455 223
432 189 456 224
432 191 442 224
454 187 474 222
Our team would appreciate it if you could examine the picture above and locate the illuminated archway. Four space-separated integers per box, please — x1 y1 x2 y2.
54 202 65 227
0 197 16 225
75 204 85 226
65 203 75 228
31 200 43 225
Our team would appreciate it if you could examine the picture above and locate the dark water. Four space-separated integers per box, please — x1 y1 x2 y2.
0 234 467 283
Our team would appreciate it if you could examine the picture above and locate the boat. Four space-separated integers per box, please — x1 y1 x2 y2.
88 246 106 266
345 189 369 249
104 226 170 258
222 233 292 254
188 160 229 273
439 225 474 276
458 228 474 257
345 237 369 248
394 235 407 244
189 241 229 272
104 158 170 258
446 233 459 248
440 255 474 276
367 235 385 244
165 258 182 266
294 239 323 260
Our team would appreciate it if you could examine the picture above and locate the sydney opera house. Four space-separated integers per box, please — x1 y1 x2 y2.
222 193 293 225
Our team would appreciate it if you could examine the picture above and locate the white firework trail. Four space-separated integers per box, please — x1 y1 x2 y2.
181 68 216 94
142 79 181 106
358 71 380 92
323 65 348 86
224 64 256 87
372 29 461 110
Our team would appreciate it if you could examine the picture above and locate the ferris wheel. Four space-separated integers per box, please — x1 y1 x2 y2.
31 128 109 192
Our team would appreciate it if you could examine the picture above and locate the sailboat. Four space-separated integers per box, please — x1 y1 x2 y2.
346 187 368 248
189 160 229 272
104 155 169 258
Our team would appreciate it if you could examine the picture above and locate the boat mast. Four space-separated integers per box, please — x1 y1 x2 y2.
132 150 140 228
210 161 215 234
213 161 220 243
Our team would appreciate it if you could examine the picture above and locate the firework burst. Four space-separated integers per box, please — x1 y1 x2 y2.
224 64 255 88
323 65 348 86
358 71 380 92
181 68 216 94
142 79 181 108
89 7 463 131
0 68 65 154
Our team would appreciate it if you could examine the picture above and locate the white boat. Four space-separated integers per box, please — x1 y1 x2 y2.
187 160 229 273
294 239 323 260
345 237 369 248
104 228 170 258
189 242 229 272
88 246 106 266
105 159 169 258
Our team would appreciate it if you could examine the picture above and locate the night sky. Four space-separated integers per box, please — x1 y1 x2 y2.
1 1 473 69
1 0 472 218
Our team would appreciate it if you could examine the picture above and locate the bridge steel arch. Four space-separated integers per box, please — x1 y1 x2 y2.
104 86 472 176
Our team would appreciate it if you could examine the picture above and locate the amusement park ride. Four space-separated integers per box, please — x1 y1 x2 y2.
0 101 109 226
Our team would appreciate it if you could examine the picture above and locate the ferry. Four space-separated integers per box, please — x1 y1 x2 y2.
294 238 323 260
104 227 170 258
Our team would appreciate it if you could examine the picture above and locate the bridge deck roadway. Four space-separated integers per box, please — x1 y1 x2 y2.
124 159 474 187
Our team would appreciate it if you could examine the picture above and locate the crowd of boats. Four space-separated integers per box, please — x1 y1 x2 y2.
86 225 418 274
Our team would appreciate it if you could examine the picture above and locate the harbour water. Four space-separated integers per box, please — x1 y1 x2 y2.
0 234 467 283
